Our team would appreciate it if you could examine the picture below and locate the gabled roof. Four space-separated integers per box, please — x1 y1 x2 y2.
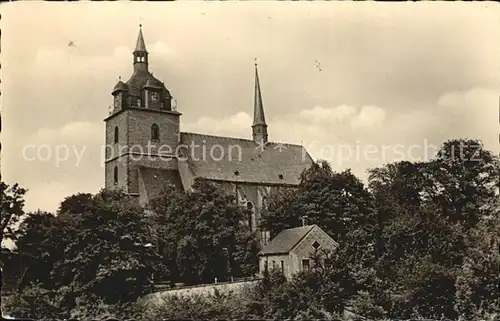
179 132 313 186
259 225 316 255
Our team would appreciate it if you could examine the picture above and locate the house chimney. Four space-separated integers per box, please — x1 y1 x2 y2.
301 216 308 227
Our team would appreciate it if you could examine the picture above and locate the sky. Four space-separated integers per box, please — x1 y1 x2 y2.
1 1 499 213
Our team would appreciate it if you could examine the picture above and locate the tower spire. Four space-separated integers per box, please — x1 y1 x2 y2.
135 24 147 53
133 24 148 72
252 60 268 144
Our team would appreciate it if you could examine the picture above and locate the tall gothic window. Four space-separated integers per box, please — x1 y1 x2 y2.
113 166 118 185
247 202 254 229
262 196 268 210
151 124 160 141
114 126 119 144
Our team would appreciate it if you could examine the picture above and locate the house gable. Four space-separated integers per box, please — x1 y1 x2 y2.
290 225 338 258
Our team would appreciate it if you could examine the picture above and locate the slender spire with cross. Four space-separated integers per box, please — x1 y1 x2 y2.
252 58 268 144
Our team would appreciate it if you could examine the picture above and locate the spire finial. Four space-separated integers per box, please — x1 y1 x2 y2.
139 23 142 28
254 57 258 67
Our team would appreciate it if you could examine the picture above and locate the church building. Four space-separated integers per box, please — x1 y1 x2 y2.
104 26 314 243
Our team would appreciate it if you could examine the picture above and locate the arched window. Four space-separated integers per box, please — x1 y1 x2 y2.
151 124 160 141
114 126 119 144
247 202 254 229
113 166 118 185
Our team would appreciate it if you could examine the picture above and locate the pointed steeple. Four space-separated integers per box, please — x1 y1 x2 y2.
253 63 266 125
252 61 268 144
135 24 148 53
133 24 148 72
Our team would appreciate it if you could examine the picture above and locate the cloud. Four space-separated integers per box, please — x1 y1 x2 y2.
349 105 386 129
299 105 356 126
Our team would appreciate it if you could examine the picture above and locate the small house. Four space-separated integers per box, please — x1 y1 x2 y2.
258 224 338 280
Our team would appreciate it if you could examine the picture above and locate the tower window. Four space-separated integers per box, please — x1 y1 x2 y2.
114 126 119 144
113 166 118 185
151 124 160 141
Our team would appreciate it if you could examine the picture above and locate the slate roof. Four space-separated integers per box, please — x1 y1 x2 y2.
125 70 171 99
138 167 183 200
135 27 147 53
112 80 128 94
179 132 313 185
259 225 316 255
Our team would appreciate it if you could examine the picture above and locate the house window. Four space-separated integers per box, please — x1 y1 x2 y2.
113 166 118 185
114 126 119 144
137 98 141 107
312 241 321 250
281 260 284 274
264 260 268 273
302 259 310 271
151 124 160 141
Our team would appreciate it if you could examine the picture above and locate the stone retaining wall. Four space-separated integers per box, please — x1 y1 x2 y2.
144 279 260 305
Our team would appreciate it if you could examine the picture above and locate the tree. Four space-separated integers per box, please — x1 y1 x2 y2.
428 139 499 228
14 211 70 289
366 138 499 319
8 188 166 318
454 201 500 320
58 193 94 215
150 179 259 285
51 189 165 305
1 182 27 241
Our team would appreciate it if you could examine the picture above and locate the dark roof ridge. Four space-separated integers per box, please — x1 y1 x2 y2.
180 131 307 148
181 132 255 143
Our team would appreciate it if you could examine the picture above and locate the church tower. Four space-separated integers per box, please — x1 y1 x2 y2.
252 63 268 144
104 26 181 199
